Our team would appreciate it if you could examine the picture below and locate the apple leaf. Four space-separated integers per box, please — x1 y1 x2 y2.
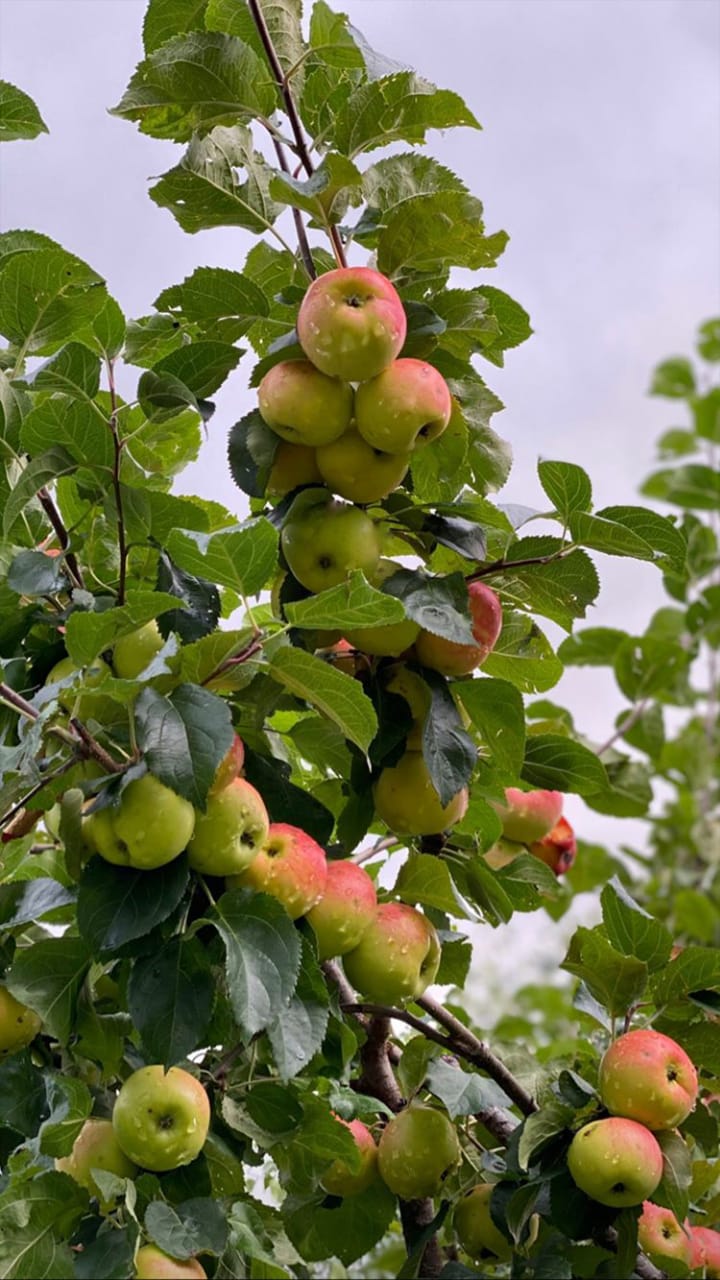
379 569 476 644
537 460 593 520
269 153 363 224
143 0 208 54
0 247 106 356
284 571 406 631
74 1224 138 1280
333 72 480 160
166 518 279 598
394 853 477 920
0 80 48 142
155 550 222 645
0 1172 88 1280
651 946 720 1005
419 670 477 805
135 684 234 809
561 927 648 1018
145 1196 228 1259
37 1074 92 1159
206 0 304 84
128 937 215 1068
517 1102 574 1171
149 125 282 235
211 888 301 1039
267 937 330 1082
64 590 181 666
0 877 75 929
268 647 378 755
585 758 653 818
154 266 269 339
25 342 101 400
5 935 92 1043
0 1051 47 1137
76 855 190 956
150 340 242 400
426 1057 512 1117
3 446 77 537
378 191 506 277
455 677 526 779
521 734 607 795
283 1179 397 1267
654 1129 693 1223
557 627 628 668
481 612 563 693
649 357 696 399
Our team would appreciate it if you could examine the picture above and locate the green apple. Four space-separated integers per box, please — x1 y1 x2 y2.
566 1117 664 1207
258 360 353 447
342 902 441 1004
378 1104 460 1199
297 266 406 382
490 787 564 844
321 1117 378 1197
454 1183 512 1261
55 1117 137 1208
355 358 451 452
83 774 195 870
188 777 269 877
266 441 323 497
638 1201 692 1264
529 816 577 875
374 750 468 836
599 1028 698 1129
306 860 377 960
113 621 165 679
689 1227 720 1277
209 734 246 794
134 1245 207 1278
0 984 42 1057
281 492 381 593
229 822 328 919
112 1065 210 1172
414 581 502 676
316 429 410 504
384 664 432 749
344 560 420 657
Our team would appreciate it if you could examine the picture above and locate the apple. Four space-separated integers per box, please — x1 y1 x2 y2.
0 984 42 1057
454 1183 512 1261
281 492 382 593
491 787 564 844
384 664 432 749
689 1227 720 1277
83 774 196 870
638 1201 692 1264
566 1117 664 1207
209 733 246 794
342 902 441 1004
229 822 328 919
134 1245 207 1279
306 860 378 960
297 266 406 382
320 1117 378 1196
529 816 577 875
483 838 525 870
316 429 411 504
112 1065 210 1172
266 441 323 497
374 750 468 836
355 358 452 453
258 360 353 447
414 581 502 677
599 1028 698 1129
344 559 420 657
113 621 164 679
378 1104 460 1199
55 1117 137 1208
188 777 269 877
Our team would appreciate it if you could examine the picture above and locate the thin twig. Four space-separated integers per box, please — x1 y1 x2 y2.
267 131 316 280
36 488 85 590
467 547 576 581
106 359 127 606
0 683 40 720
68 718 124 774
0 759 78 834
595 698 650 757
200 636 265 687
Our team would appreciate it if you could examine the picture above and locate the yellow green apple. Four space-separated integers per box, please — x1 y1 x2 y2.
567 1117 664 1207
378 1104 459 1199
83 774 195 870
374 750 468 836
281 493 381 593
342 902 441 1004
454 1183 512 1261
258 359 353 447
55 1117 137 1208
134 1245 207 1278
0 985 42 1057
316 429 410 504
112 1065 210 1172
321 1117 378 1197
188 777 269 877
266 441 323 497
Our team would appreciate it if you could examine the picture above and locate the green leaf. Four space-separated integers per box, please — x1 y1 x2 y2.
649 357 696 398
150 125 282 234
283 1178 396 1266
64 591 180 666
0 248 106 356
521 734 606 795
143 0 208 53
455 678 526 778
692 387 720 442
206 0 304 85
19 395 113 469
586 757 653 818
156 550 222 645
166 518 279 597
561 927 648 1017
652 946 720 1005
74 1224 137 1280
498 541 600 631
394 853 474 918
135 684 234 809
641 464 720 510
378 191 507 277
243 751 334 847
360 153 469 232
426 1057 511 1115
284 571 406 631
77 855 190 955
111 32 276 141
568 509 658 559
0 877 75 928
655 1130 693 1223
267 936 329 1082
0 1051 47 1136
144 1196 228 1259
557 627 628 667
518 1103 574 1171
123 314 187 367
38 1075 92 1159
0 81 48 142
26 343 101 399
409 407 468 503
473 286 533 363
268 647 378 754
481 611 563 693
128 936 215 1067
595 505 686 570
334 72 480 160
418 672 476 805
87 294 126 361
697 316 720 362
151 340 242 399
155 266 269 340
269 153 363 224
211 888 301 1039
0 1171 87 1280
6 935 91 1043
380 568 475 643
137 367 199 420
601 878 672 971
538 460 592 520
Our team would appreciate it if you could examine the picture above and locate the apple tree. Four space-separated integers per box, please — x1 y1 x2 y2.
0 3 718 1278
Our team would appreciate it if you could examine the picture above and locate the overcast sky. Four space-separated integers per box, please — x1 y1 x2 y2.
2 0 719 999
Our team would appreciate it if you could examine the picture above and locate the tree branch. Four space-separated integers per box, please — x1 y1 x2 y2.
36 488 85 590
106 359 127 606
595 698 650 757
68 718 125 775
467 546 576 581
417 993 538 1116
0 682 124 778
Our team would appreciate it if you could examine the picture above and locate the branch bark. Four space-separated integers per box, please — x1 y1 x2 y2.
36 488 85 590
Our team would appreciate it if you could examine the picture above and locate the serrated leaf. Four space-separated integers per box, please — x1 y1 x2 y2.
166 518 279 597
595 505 687 570
561 927 648 1018
538 460 592 519
74 1223 137 1280
586 757 653 818
243 751 335 846
145 1196 228 1259
652 946 720 1005
283 1178 396 1267
0 878 75 928
26 342 101 399
64 591 180 666
152 340 242 399
19 395 114 469
77 855 190 955
601 877 672 970
267 936 329 1081
379 568 475 643
0 80 48 142
143 0 208 53
426 1057 511 1116
655 1130 693 1223
150 125 282 234
284 571 405 631
394 853 474 918
270 153 363 224
498 540 600 631
521 733 606 795
38 1075 92 1158
155 266 268 340
156 549 222 645
420 672 477 806
642 464 720 510
409 406 468 502
2 448 77 537
455 677 526 777
211 888 301 1038
518 1102 574 1171
206 0 304 85
569 509 658 559
0 1172 87 1280
135 684 233 809
378 191 506 277
0 1051 47 1136
333 71 479 159
128 936 214 1067
481 611 563 693
268 646 378 754
557 627 628 667
6 935 91 1042
0 247 106 355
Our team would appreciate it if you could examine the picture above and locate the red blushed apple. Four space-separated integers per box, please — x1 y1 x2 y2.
529 816 577 875
306 860 378 960
209 734 245 794
491 787 564 844
638 1202 692 1264
599 1028 699 1129
229 822 328 919
342 902 441 1004
689 1227 720 1278
320 1117 378 1197
483 838 525 870
315 638 368 677
355 358 452 453
297 266 406 383
413 581 502 677
567 1116 664 1208
258 360 353 446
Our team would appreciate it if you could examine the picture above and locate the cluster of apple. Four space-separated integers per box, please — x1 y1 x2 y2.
485 785 578 876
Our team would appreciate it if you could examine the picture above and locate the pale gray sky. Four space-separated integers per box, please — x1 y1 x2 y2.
2 0 719 990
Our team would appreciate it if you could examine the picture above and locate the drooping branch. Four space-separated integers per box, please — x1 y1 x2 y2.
595 697 650 757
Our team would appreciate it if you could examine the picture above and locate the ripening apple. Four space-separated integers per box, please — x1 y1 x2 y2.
355 358 452 452
321 1117 378 1197
297 266 406 382
188 777 269 877
344 559 420 658
491 787 564 844
134 1245 207 1279
229 822 328 919
209 733 246 794
414 581 502 677
342 902 441 1004
55 1117 137 1208
258 360 353 447
0 985 42 1057
112 1065 210 1172
637 1202 692 1264
113 621 164 679
266 441 323 497
374 750 468 836
454 1183 512 1261
83 774 195 870
528 815 577 875
384 664 432 749
378 1104 460 1199
306 860 377 960
689 1227 720 1278
281 493 382 593
599 1028 698 1129
566 1117 664 1207
316 429 411 505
